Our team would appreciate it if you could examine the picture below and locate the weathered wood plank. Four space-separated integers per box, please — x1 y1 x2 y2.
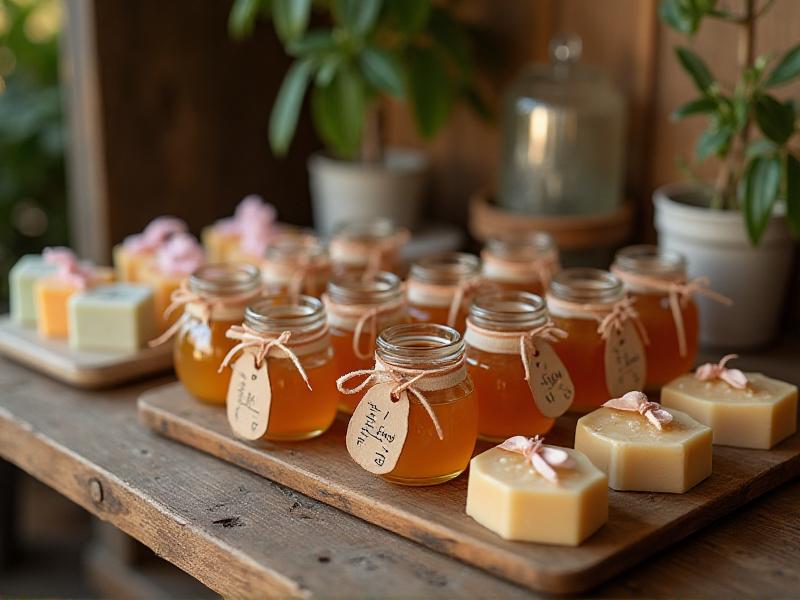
0 360 532 599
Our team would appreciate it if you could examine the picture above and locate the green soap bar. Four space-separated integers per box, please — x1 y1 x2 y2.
9 254 57 326
68 284 156 352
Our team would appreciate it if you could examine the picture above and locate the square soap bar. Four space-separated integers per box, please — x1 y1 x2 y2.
661 373 797 449
35 268 115 338
69 283 156 352
466 446 608 546
575 406 712 493
9 255 57 326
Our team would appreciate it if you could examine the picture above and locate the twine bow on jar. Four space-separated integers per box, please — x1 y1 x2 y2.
596 296 651 345
603 390 673 430
447 277 484 329
496 435 574 483
695 354 748 389
519 321 568 383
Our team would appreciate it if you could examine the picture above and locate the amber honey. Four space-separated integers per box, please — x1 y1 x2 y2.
262 235 330 297
244 295 338 441
481 230 559 295
465 291 555 441
613 245 699 389
174 264 262 405
327 272 408 414
406 253 481 335
329 218 409 277
547 268 625 413
374 323 478 486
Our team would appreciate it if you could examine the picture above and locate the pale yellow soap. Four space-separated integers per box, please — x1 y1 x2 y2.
575 406 712 493
661 373 797 450
466 446 608 546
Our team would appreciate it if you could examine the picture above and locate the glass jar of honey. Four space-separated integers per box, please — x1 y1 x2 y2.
465 291 569 441
329 218 410 278
174 264 263 405
325 272 408 414
340 323 478 486
406 252 482 334
262 234 331 297
546 268 647 413
481 231 559 295
225 295 339 441
611 245 701 390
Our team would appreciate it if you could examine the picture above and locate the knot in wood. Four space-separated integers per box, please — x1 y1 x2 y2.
89 477 104 503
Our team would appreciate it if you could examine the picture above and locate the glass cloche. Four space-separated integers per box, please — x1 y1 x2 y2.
498 34 625 216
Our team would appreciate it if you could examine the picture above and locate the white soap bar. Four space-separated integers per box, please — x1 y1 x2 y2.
68 284 156 352
575 406 712 493
9 255 57 326
662 373 797 449
466 446 608 546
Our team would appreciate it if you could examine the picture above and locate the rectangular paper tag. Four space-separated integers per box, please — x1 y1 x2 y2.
346 382 409 475
605 320 647 397
226 352 271 441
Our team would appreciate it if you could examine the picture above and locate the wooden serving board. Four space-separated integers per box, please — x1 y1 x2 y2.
0 316 173 389
138 382 800 594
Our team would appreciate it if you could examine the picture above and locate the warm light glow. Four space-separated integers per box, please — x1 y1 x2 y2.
527 105 550 166
24 0 62 43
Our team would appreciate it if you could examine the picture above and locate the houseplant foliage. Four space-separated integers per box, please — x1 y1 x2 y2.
660 0 800 244
229 0 487 161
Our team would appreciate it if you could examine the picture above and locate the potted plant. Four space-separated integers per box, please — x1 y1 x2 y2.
654 0 800 348
229 0 487 235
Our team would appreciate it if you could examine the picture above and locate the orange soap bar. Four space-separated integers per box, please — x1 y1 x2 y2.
35 268 114 338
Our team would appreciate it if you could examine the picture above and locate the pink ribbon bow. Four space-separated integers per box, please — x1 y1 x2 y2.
155 233 205 276
603 391 673 430
497 435 574 483
43 247 97 289
695 354 748 389
123 216 187 254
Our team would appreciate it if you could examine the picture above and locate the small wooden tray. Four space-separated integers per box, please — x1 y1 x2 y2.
138 382 800 594
0 316 173 389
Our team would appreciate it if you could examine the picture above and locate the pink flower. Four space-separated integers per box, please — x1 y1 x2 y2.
123 216 188 254
156 233 205 276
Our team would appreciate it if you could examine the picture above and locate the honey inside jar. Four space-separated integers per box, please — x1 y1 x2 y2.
407 252 482 334
262 234 331 297
326 272 408 414
612 245 699 389
465 291 556 441
547 268 626 413
374 323 478 486
242 295 338 441
174 264 262 405
481 230 559 296
329 218 409 278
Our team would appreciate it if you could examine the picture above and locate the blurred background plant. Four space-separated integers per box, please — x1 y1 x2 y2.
0 0 67 303
660 0 800 244
229 0 489 162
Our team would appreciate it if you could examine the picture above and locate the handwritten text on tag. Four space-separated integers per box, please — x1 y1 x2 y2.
527 340 575 418
226 352 271 441
346 382 409 475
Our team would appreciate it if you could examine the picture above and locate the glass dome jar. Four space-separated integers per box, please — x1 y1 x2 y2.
498 34 625 216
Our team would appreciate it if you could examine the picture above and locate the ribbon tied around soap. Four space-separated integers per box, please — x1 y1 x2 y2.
695 354 748 389
497 435 574 483
603 391 673 430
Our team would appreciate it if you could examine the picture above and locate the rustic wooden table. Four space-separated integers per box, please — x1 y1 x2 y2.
0 343 798 598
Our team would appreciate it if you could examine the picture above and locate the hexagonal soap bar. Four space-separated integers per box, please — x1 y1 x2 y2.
575 392 712 493
466 436 608 546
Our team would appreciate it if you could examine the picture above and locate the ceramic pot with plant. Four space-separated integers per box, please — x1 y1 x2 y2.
654 0 800 348
230 0 488 235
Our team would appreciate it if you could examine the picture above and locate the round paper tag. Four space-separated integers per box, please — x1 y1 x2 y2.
526 340 575 418
346 381 409 475
226 352 271 441
604 320 647 397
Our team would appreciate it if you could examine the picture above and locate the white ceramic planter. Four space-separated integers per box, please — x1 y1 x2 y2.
308 148 429 236
654 182 795 349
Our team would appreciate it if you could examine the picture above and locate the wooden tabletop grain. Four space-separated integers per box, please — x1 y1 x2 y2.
0 341 798 598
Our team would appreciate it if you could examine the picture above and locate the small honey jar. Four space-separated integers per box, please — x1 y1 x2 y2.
406 252 482 334
546 268 648 413
481 230 559 295
339 323 478 486
329 218 409 278
221 295 339 441
262 234 331 297
172 264 263 405
465 291 574 442
325 271 408 414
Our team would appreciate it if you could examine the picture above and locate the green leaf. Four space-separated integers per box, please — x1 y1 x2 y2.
269 58 314 156
745 138 777 159
429 8 471 76
272 0 311 43
333 0 382 36
229 0 263 39
311 65 365 158
786 154 800 237
765 44 800 88
695 126 732 159
659 0 694 34
671 97 716 120
387 0 430 35
676 47 714 94
287 31 336 57
743 155 781 245
407 47 455 138
315 56 341 87
754 95 795 144
360 47 404 96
